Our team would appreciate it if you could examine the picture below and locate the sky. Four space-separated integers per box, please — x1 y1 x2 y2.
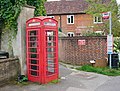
116 0 120 4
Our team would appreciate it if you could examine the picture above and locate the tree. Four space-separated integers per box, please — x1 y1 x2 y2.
85 0 120 37
0 0 25 32
26 0 46 16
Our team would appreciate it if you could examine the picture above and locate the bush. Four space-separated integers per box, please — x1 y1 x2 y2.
114 37 120 53
82 31 104 36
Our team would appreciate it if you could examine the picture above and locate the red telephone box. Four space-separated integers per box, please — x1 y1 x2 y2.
26 17 59 84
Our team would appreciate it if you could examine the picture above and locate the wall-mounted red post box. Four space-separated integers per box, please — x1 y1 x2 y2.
26 17 59 84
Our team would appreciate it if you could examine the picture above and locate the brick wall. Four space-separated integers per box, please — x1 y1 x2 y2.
54 14 93 35
0 58 20 86
59 36 107 65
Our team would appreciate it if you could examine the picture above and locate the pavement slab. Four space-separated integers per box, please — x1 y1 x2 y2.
95 76 120 91
0 64 110 91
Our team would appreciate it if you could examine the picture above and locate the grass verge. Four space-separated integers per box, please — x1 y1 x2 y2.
76 65 120 76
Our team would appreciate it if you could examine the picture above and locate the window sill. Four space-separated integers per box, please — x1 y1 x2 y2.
94 22 103 24
67 23 74 25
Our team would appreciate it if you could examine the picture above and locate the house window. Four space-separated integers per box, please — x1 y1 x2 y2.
67 32 74 37
67 15 74 24
94 16 102 24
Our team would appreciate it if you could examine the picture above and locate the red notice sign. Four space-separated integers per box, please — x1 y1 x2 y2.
102 12 110 19
78 40 86 45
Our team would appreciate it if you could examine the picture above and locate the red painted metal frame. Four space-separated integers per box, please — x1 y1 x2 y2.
26 17 59 84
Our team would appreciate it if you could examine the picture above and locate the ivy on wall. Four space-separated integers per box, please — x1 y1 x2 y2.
26 0 46 16
0 0 46 34
0 0 25 33
0 0 46 50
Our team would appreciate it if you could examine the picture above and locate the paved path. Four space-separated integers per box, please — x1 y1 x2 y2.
0 64 112 91
95 76 120 91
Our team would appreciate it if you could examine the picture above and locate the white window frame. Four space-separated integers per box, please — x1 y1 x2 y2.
67 32 75 37
93 16 103 24
67 15 74 24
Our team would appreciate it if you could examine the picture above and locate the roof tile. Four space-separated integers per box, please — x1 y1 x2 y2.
44 0 111 15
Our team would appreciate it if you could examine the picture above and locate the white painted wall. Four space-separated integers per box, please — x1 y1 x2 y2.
1 5 35 75
14 6 35 75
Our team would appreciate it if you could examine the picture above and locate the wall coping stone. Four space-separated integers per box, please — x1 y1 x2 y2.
24 4 36 9
59 36 107 40
0 57 19 63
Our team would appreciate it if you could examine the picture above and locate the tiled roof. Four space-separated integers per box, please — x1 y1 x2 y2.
44 0 88 15
44 0 111 15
